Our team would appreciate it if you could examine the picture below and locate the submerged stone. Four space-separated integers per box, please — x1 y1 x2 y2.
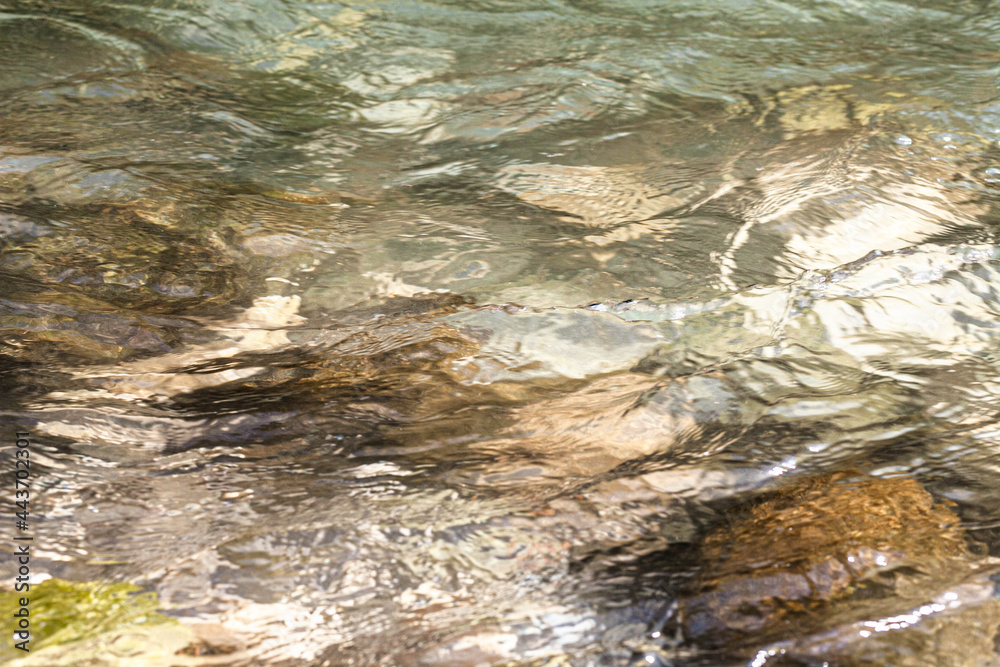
680 471 984 648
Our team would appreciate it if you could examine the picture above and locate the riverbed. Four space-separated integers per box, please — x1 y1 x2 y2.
3 1 1000 665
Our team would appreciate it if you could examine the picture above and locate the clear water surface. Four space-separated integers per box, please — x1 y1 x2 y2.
3 0 1000 664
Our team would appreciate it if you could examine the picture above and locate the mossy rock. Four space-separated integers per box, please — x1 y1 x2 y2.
0 579 179 664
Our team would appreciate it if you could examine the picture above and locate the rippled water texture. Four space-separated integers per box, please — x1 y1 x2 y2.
3 0 1000 665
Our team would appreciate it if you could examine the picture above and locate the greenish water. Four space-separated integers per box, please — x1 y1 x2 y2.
3 0 1000 664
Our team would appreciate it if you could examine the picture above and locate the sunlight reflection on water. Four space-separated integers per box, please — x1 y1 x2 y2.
3 0 1000 664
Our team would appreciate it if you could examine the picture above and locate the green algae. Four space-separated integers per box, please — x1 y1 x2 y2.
0 579 176 664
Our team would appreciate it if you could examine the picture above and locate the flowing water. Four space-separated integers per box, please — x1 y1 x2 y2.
3 0 1000 665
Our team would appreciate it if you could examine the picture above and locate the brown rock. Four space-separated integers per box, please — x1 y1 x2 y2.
681 471 972 644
